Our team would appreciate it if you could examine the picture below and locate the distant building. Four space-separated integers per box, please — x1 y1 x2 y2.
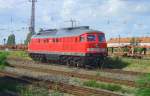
107 37 150 48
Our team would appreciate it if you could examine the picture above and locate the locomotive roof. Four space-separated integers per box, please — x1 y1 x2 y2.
32 26 103 38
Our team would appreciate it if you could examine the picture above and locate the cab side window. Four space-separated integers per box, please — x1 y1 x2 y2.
80 36 85 42
99 34 105 42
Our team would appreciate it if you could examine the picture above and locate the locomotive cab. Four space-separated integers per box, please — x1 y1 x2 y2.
80 32 107 56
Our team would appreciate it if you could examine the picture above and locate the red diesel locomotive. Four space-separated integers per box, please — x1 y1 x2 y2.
28 26 107 68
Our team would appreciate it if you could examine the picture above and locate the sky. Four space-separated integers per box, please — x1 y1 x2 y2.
0 0 150 44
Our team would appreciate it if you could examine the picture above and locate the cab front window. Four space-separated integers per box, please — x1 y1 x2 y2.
87 35 96 41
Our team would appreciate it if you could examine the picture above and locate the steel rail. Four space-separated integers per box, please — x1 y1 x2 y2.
0 71 123 96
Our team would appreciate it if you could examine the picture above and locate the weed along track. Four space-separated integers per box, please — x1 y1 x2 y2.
0 71 123 96
7 58 138 87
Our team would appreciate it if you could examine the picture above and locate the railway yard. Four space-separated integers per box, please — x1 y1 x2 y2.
1 0 150 96
0 50 150 96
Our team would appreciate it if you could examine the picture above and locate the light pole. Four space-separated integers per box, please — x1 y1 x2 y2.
29 0 37 34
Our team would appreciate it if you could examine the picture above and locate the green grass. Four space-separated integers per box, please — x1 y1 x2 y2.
83 80 134 95
50 91 64 96
121 58 150 73
19 85 49 96
135 74 150 96
103 56 150 73
0 51 9 69
96 72 101 76
7 51 30 59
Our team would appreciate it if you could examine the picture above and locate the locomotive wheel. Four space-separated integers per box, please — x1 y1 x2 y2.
66 56 71 67
84 58 97 69
93 58 99 68
74 57 80 67
76 57 85 68
70 57 76 67
40 55 47 63
59 56 64 65
69 57 74 67
99 57 105 69
30 54 39 61
66 56 79 67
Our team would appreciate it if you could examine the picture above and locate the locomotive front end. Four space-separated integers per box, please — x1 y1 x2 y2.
85 32 107 57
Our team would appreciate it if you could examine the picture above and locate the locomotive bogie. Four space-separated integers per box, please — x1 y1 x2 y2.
29 51 105 68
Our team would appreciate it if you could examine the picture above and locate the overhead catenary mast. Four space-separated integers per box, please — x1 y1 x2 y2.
29 0 37 34
65 19 77 28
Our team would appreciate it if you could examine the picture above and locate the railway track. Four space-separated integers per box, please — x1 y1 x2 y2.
7 57 145 76
0 71 123 96
7 58 137 87
100 68 145 76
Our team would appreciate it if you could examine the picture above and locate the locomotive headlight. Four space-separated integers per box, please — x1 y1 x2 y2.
87 48 106 52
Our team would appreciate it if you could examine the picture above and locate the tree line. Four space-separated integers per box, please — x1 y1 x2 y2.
4 31 33 46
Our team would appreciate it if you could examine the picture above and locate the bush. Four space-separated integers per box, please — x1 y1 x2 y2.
134 48 143 53
103 57 129 69
0 76 51 96
135 74 150 96
0 77 20 92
